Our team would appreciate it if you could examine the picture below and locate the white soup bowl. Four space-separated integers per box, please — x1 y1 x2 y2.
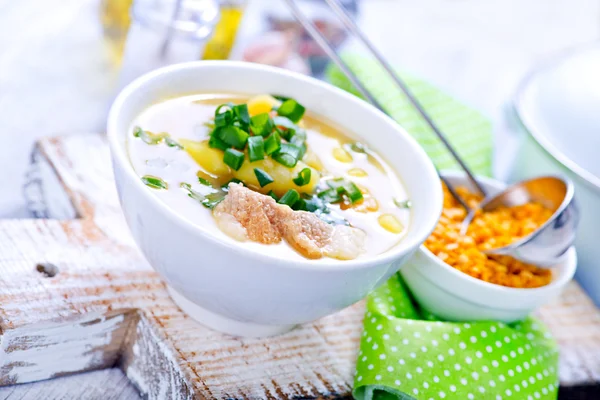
107 61 443 337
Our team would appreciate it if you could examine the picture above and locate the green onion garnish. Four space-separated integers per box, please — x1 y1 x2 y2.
273 116 297 141
215 103 234 116
181 182 226 209
141 175 168 190
164 136 183 149
290 128 307 146
345 182 364 203
217 125 249 150
250 113 274 136
264 131 282 155
254 168 274 187
198 176 212 186
292 198 308 211
223 148 245 171
208 132 230 151
248 136 265 162
278 189 300 207
277 99 305 123
271 94 291 102
394 198 412 209
267 190 279 201
326 178 364 204
317 188 342 204
134 127 182 149
272 143 301 168
349 142 368 153
232 104 251 129
202 192 226 209
215 109 233 128
292 168 311 186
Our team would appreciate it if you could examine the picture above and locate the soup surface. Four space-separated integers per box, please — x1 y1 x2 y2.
128 94 410 261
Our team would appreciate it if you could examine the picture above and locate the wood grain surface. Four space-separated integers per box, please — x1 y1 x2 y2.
1 133 599 399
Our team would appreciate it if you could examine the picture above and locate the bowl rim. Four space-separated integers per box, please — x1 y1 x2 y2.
419 171 577 295
513 42 600 193
107 60 444 271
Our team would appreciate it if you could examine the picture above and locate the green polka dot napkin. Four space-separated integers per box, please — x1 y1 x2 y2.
326 57 559 400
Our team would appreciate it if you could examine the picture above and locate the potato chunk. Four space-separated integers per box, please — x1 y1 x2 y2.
233 158 319 196
180 139 230 176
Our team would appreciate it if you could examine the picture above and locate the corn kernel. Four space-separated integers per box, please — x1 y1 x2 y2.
247 95 278 116
378 214 404 234
332 147 353 163
348 168 367 177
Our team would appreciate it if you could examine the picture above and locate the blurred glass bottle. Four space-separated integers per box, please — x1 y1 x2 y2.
100 0 246 66
201 0 247 60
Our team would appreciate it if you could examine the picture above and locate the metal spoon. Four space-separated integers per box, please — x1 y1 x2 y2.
285 0 580 267
460 176 578 267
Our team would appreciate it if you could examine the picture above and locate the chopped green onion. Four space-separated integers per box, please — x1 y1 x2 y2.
349 142 368 153
394 198 412 209
232 104 250 128
215 109 233 127
326 178 364 204
217 125 249 149
271 94 291 102
317 188 342 204
134 127 182 149
292 198 308 211
267 190 279 201
326 178 348 193
345 181 364 203
277 99 305 123
221 178 243 191
293 168 312 186
198 176 212 186
141 175 168 190
272 143 301 168
202 192 226 209
278 189 300 207
254 168 274 187
273 116 297 140
208 132 230 151
181 182 226 209
215 103 234 116
290 128 307 146
223 148 245 170
248 136 265 162
250 113 274 136
164 136 183 149
264 131 281 155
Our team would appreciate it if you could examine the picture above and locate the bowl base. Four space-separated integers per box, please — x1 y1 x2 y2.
167 286 297 337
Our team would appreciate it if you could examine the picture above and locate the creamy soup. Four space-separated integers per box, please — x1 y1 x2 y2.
128 94 410 261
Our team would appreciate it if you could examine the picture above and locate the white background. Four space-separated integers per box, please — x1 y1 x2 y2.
0 0 599 217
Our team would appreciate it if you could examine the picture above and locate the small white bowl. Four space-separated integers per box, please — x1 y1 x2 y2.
400 171 577 323
107 61 443 337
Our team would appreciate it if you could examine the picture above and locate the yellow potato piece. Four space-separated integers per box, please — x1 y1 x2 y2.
247 95 279 116
234 158 319 196
180 139 230 176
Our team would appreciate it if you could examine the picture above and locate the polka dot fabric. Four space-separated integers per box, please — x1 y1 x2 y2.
353 275 559 400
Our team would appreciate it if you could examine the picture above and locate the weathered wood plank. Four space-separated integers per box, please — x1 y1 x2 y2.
1 133 600 399
0 368 141 400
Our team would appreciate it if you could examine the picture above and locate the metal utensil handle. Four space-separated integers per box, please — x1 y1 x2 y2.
323 0 486 197
283 0 473 212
